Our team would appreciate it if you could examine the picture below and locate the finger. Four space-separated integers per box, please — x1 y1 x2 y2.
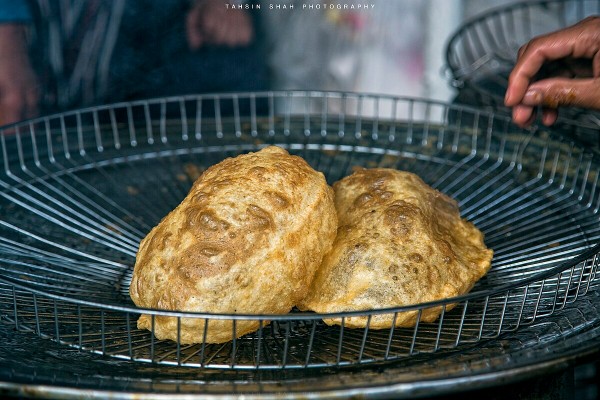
226 29 238 47
186 10 203 49
520 77 600 110
229 22 251 47
504 46 528 107
512 104 536 127
517 42 529 60
506 39 579 107
594 50 600 78
202 12 220 38
541 107 558 126
205 26 224 45
213 21 230 45
224 21 242 47
238 21 253 46
188 31 204 49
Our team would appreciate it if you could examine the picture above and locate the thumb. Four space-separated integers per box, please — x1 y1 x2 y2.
521 78 600 110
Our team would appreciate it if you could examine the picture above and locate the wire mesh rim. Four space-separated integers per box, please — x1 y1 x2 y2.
2 89 526 133
444 0 556 81
0 89 598 320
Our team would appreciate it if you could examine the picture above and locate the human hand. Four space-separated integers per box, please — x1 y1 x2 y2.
0 24 39 127
504 16 600 127
186 0 254 50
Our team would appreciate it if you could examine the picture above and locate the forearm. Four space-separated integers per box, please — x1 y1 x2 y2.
0 22 29 54
0 23 39 126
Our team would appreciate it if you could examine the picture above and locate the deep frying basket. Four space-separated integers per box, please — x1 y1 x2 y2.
0 91 599 371
445 0 600 146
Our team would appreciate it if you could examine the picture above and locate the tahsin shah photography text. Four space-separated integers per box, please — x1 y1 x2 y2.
225 3 375 10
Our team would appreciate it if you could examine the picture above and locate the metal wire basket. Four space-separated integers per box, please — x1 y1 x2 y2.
0 91 598 371
445 0 600 146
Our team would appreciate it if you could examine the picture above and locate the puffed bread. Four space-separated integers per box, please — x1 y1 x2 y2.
130 146 337 343
298 168 493 328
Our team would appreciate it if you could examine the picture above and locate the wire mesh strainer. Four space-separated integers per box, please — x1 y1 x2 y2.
0 91 598 370
445 0 600 146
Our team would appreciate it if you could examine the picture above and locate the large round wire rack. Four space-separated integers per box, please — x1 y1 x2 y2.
0 91 599 372
445 0 600 146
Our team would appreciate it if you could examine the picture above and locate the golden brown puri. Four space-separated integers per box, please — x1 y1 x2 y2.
298 168 493 329
129 146 337 344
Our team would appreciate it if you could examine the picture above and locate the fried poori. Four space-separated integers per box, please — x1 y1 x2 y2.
298 168 493 328
130 146 337 343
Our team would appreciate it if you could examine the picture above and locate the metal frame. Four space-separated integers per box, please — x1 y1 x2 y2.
0 91 598 370
446 0 600 94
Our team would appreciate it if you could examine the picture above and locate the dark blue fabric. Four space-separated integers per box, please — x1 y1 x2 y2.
105 0 269 104
27 0 269 115
0 0 32 22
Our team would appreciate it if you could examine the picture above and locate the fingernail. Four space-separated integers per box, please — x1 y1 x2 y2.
504 88 512 104
523 89 542 104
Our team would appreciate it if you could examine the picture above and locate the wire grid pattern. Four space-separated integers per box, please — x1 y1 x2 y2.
2 292 600 396
0 91 598 369
445 0 600 145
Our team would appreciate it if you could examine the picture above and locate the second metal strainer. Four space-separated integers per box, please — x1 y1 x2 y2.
445 0 600 146
0 91 598 370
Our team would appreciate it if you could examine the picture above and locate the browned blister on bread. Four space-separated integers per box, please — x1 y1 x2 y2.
298 168 493 328
129 146 337 343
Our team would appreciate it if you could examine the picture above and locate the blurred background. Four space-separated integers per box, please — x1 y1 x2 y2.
1 0 530 125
